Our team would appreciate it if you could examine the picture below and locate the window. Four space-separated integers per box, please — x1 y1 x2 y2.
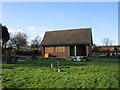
56 46 65 52
45 47 53 52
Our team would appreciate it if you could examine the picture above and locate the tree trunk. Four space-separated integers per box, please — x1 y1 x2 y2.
17 45 20 51
2 41 5 54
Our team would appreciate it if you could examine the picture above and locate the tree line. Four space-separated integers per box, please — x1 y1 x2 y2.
1 24 41 55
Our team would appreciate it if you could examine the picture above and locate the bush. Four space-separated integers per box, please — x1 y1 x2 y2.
15 50 42 56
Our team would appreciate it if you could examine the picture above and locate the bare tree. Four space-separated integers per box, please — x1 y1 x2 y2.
9 31 28 51
31 36 41 49
102 38 114 46
5 33 16 49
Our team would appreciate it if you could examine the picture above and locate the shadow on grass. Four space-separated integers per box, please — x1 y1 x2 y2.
14 59 89 68
2 59 119 69
2 67 14 69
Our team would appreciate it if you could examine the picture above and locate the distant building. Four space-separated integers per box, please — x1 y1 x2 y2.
100 45 120 52
41 28 93 58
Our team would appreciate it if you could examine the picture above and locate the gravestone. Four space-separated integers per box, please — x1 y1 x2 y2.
57 60 60 67
6 55 13 64
51 63 54 68
31 53 35 59
58 66 61 72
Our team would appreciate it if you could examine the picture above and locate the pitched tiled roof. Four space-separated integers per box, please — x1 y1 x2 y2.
41 28 93 46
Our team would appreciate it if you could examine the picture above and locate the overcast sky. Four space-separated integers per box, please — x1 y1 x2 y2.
1 2 118 45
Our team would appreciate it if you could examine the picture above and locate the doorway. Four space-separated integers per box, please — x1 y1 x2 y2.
76 45 86 56
70 46 75 56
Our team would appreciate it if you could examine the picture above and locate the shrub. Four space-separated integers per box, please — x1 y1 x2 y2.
15 50 42 56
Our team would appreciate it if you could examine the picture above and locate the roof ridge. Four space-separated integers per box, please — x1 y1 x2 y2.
46 28 92 32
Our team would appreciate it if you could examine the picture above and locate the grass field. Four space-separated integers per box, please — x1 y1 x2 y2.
92 53 107 56
1 59 119 88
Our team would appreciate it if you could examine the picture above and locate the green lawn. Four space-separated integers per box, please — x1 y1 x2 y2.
92 53 107 56
1 59 119 88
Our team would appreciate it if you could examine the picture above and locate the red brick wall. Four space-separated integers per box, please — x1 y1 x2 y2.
42 47 45 57
44 46 69 58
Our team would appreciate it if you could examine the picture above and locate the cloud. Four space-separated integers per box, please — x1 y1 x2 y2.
39 26 47 31
28 26 47 31
38 26 47 39
27 26 36 30
8 28 25 34
16 29 25 34
27 25 47 39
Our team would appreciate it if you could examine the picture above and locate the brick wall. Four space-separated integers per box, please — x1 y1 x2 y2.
44 46 69 58
42 47 45 57
42 45 92 57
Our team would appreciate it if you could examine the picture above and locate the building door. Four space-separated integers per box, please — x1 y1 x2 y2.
70 46 75 56
76 45 86 56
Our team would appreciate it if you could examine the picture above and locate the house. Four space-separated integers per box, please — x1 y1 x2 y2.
41 28 93 58
100 45 120 52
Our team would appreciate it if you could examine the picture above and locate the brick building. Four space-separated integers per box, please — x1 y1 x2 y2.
41 28 93 58
101 45 120 52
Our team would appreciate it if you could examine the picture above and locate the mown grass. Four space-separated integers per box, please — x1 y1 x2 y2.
92 53 107 56
1 59 119 88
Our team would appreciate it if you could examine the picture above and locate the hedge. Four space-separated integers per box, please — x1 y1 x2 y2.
15 50 42 56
